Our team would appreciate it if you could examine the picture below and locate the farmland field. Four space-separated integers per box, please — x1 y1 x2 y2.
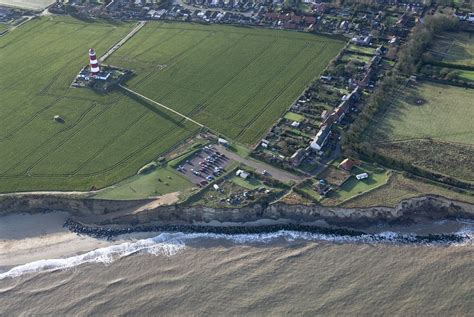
0 17 343 193
108 22 345 144
0 17 198 192
366 81 474 181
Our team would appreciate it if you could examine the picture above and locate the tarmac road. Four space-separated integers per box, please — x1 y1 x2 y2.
215 145 304 184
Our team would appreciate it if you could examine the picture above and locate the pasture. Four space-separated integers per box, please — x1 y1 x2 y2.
366 81 474 181
0 17 198 192
429 32 474 67
367 82 474 144
108 22 344 144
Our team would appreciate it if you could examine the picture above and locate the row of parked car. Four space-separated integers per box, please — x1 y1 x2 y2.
176 145 229 187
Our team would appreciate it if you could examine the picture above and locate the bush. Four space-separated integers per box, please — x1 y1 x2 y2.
137 162 157 175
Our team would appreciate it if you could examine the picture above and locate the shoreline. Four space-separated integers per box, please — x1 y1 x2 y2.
1 193 473 271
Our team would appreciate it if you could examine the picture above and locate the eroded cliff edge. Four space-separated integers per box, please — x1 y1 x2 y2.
1 194 473 229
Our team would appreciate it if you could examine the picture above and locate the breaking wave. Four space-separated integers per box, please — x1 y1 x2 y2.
1 227 472 280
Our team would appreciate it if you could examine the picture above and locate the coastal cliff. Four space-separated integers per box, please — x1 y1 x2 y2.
1 194 473 228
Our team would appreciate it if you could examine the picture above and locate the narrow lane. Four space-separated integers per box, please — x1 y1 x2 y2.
216 145 304 184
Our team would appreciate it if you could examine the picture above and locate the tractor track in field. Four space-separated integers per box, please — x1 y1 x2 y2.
16 122 192 178
0 97 63 142
99 21 146 63
186 38 278 119
235 44 328 141
70 109 150 175
21 104 114 176
225 42 311 124
132 29 185 61
0 102 99 176
133 32 214 87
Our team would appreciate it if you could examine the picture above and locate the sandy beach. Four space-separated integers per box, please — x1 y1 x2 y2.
0 212 111 269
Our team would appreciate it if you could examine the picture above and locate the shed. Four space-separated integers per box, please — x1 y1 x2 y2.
356 173 369 180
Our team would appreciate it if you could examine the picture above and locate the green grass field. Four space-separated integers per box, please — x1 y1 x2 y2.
458 69 474 81
366 81 474 181
368 82 474 144
0 23 8 33
284 112 305 122
430 32 474 67
108 22 344 144
0 17 343 193
93 166 193 200
322 164 389 206
342 172 474 208
0 17 198 192
230 175 264 190
340 52 372 64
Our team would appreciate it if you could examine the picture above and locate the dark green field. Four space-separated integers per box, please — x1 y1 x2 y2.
0 17 343 192
108 22 344 144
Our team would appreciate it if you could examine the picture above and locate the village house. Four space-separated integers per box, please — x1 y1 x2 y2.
290 148 307 167
315 179 331 196
310 124 331 152
351 34 372 46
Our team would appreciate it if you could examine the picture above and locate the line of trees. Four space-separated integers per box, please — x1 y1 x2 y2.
397 14 459 75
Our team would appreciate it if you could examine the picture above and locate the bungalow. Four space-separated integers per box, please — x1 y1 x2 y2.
310 124 331 151
315 180 331 196
236 169 250 179
290 148 306 167
468 13 474 23
375 45 386 56
266 12 279 21
291 14 303 24
338 158 359 171
351 35 372 46
291 121 300 128
279 13 291 21
389 36 398 45
305 16 316 25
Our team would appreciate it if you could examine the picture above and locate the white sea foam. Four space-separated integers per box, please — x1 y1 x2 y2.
1 228 472 280
0 234 185 280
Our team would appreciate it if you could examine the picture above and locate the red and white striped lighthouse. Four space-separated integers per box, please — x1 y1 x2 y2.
89 48 100 75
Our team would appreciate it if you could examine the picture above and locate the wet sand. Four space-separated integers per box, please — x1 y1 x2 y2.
0 212 111 269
